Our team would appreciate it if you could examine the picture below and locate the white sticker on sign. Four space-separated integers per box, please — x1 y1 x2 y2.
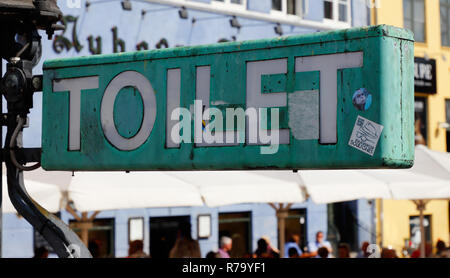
348 116 384 156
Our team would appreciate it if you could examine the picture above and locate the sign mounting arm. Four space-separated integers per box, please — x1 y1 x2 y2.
0 22 92 257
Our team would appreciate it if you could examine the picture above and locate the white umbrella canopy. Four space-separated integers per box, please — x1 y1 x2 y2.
2 165 74 214
22 166 72 191
411 144 450 180
3 167 304 213
298 145 450 203
3 167 204 213
171 170 305 207
2 169 63 214
361 169 450 200
69 170 304 211
371 145 450 200
299 170 392 204
68 171 204 211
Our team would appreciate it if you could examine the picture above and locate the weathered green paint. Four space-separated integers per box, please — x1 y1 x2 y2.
42 25 415 171
113 87 144 139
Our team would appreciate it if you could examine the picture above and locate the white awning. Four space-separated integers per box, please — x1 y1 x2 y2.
299 145 450 203
299 170 391 204
68 171 204 211
3 168 304 213
2 173 62 213
171 171 305 207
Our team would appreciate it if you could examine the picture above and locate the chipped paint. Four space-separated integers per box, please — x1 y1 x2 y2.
288 90 319 140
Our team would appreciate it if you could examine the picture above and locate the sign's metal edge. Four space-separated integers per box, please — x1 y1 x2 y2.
43 25 414 70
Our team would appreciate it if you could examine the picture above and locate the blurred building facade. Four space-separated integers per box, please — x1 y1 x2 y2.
1 0 374 258
371 0 450 256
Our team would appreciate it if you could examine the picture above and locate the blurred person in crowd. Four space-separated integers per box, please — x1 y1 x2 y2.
288 247 300 258
338 243 351 258
432 240 449 258
358 241 370 258
262 236 280 258
306 231 333 258
33 246 49 258
230 233 247 258
318 247 329 258
206 251 220 259
169 222 201 258
127 240 149 258
415 118 426 145
218 236 232 258
253 238 279 258
381 247 398 258
88 239 102 258
284 234 302 258
254 238 270 258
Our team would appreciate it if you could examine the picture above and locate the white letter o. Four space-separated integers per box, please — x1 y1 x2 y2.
101 71 156 151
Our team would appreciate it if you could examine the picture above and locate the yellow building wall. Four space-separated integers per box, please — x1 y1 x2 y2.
381 200 449 254
371 0 450 255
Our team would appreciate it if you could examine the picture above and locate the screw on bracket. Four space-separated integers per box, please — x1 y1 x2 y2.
32 75 43 92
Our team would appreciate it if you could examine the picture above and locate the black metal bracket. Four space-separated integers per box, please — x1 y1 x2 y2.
2 114 92 259
1 148 41 163
0 1 92 258
5 159 92 258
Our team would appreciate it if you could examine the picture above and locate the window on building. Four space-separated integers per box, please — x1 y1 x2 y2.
69 218 115 258
329 201 358 252
271 0 303 16
415 97 428 145
403 0 426 42
324 0 350 23
128 217 144 242
149 216 191 258
409 215 432 250
219 212 252 258
441 0 450 46
288 0 302 15
284 209 307 252
324 0 333 19
213 0 246 7
272 0 282 11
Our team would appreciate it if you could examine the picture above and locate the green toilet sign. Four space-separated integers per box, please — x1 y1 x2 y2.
42 25 414 171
